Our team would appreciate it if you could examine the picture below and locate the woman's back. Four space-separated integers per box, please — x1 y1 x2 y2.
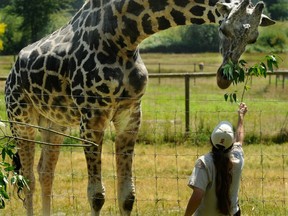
188 143 244 216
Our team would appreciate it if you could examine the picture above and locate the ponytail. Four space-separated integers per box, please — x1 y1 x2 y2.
211 142 233 215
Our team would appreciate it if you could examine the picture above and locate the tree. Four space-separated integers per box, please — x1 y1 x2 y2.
72 0 85 11
0 23 6 50
264 0 288 20
0 0 10 8
268 0 288 20
182 25 219 53
10 0 73 44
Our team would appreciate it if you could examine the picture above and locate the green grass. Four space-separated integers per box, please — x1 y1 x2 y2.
139 75 288 144
0 53 288 215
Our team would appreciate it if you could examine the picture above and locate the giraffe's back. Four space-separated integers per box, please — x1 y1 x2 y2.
5 21 148 128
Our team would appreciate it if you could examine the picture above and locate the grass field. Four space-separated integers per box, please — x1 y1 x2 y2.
2 142 287 215
0 53 288 215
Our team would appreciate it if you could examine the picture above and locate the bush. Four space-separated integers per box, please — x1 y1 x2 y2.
0 22 6 51
0 122 28 209
256 32 287 52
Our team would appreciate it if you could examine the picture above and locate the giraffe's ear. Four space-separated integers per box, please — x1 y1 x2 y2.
216 2 233 16
260 14 276 27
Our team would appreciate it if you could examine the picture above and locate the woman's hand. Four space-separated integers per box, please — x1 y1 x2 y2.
238 102 248 118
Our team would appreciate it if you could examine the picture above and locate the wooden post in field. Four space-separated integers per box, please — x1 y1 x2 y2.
185 74 190 133
158 63 161 84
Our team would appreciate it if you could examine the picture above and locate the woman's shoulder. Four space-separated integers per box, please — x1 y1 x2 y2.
231 142 244 162
198 153 214 167
231 142 244 152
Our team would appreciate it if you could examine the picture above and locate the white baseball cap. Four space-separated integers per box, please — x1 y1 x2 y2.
211 121 234 150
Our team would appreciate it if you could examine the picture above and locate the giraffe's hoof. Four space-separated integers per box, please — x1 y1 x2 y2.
92 193 105 212
123 192 135 212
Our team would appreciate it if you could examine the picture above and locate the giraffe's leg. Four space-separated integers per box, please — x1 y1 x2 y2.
81 114 109 216
113 103 141 215
37 120 66 216
84 142 104 216
11 124 37 216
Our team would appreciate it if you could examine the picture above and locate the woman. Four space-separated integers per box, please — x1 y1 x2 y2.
184 103 248 216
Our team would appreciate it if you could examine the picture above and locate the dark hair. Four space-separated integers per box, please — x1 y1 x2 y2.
211 139 233 215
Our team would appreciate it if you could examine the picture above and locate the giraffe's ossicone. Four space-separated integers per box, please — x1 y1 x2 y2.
5 0 274 215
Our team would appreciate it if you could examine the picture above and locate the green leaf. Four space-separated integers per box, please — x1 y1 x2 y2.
239 68 245 82
232 93 237 102
224 93 229 101
0 188 9 199
239 59 247 67
229 94 233 103
1 149 6 161
0 198 5 209
266 54 279 72
4 165 15 172
244 85 250 91
222 61 234 81
10 176 17 185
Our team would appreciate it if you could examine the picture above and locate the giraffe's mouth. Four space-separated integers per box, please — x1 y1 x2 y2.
216 65 232 89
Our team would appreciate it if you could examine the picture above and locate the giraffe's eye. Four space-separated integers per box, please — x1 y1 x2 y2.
219 27 228 37
219 23 232 37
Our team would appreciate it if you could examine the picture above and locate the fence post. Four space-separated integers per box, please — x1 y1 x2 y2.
185 75 190 133
158 63 161 84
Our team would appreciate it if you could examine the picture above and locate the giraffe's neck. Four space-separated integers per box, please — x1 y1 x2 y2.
104 0 223 52
72 0 226 56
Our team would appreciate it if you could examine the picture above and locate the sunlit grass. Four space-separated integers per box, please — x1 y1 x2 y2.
1 142 287 215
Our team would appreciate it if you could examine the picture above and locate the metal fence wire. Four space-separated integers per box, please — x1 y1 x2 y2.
1 74 287 216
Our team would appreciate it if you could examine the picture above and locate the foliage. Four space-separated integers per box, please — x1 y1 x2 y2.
265 0 288 20
247 22 288 53
141 24 219 53
181 24 219 52
0 23 6 51
0 9 23 54
0 0 74 52
8 0 74 44
223 54 280 103
0 0 83 54
0 123 29 209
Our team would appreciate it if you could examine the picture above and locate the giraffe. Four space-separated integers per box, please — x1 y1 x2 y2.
5 0 274 215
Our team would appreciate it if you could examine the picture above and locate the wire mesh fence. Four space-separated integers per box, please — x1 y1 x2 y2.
1 75 288 215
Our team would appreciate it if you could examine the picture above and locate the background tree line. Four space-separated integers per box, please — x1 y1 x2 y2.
0 0 287 55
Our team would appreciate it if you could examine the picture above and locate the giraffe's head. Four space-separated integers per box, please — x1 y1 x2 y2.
216 0 275 89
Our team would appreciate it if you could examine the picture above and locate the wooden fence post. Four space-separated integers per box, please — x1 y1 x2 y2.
185 74 190 133
158 63 161 84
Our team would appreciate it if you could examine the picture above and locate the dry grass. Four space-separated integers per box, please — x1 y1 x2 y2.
1 141 287 215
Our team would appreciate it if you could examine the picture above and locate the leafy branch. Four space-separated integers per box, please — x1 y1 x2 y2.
0 139 29 209
223 54 280 103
